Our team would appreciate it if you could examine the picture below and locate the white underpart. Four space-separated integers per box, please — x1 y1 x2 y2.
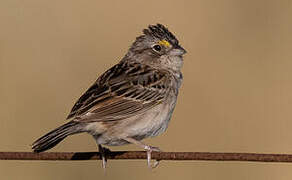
83 95 178 146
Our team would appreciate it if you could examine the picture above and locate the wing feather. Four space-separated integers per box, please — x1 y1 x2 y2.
66 61 171 122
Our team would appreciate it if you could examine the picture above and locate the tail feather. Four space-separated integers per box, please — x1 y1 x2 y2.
32 121 81 152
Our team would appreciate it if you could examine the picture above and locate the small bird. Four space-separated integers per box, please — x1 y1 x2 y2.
32 24 186 168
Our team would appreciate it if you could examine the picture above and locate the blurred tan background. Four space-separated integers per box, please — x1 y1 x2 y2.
1 0 292 179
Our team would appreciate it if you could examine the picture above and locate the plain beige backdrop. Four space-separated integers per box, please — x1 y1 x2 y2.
1 0 292 179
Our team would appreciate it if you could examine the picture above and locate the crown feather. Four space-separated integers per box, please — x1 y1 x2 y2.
143 24 179 46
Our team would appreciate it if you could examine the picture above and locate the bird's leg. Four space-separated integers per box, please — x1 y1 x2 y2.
123 137 161 168
145 146 160 168
98 144 108 170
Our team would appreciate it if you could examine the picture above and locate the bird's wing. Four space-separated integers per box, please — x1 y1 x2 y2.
66 61 171 122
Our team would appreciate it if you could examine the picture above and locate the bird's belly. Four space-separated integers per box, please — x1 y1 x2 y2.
126 103 172 138
97 97 177 146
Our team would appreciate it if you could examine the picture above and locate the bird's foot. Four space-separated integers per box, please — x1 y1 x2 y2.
144 146 161 169
98 145 111 170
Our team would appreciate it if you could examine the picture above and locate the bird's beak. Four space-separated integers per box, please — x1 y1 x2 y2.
170 45 187 56
178 45 187 55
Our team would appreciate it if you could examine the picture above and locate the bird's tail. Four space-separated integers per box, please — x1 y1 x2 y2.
32 121 82 152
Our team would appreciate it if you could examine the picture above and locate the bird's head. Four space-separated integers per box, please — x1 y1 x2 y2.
125 24 186 71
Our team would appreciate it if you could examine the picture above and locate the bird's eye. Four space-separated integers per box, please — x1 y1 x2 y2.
152 44 162 52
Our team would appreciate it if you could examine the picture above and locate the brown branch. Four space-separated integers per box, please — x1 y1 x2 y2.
1 151 292 163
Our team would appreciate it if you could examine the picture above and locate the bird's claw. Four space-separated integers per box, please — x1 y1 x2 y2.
145 146 161 169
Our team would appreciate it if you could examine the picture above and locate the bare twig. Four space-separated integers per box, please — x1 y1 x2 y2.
1 151 292 163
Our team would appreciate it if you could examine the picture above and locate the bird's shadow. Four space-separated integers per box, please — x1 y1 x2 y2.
70 150 127 160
